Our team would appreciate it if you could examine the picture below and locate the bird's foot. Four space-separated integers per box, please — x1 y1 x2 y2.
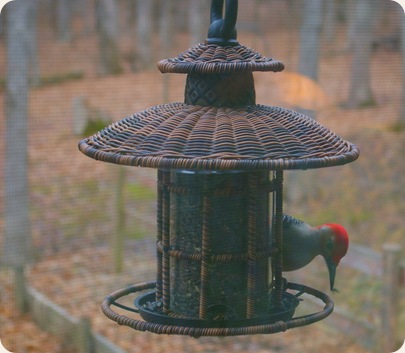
268 277 289 292
267 277 290 311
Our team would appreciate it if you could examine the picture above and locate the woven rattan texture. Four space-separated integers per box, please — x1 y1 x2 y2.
79 103 359 171
101 282 334 337
185 72 256 107
158 43 285 74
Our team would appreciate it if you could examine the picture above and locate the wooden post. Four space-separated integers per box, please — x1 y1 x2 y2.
113 166 126 273
75 317 94 353
380 243 402 353
15 267 29 313
72 96 88 136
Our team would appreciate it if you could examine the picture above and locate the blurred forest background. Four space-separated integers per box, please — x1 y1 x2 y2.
0 0 404 352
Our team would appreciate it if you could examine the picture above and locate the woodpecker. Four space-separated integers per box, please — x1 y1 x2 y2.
280 214 349 291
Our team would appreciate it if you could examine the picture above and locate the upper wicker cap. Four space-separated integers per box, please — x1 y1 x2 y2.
79 40 359 171
78 103 359 171
158 43 285 74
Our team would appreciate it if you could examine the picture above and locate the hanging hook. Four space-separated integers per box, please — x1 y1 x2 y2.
207 0 239 46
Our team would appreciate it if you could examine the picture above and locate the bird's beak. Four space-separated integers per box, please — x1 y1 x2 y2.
326 258 337 291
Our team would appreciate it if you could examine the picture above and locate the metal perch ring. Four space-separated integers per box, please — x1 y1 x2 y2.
101 281 334 337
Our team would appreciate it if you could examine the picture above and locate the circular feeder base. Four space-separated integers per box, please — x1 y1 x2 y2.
134 291 299 328
102 281 334 337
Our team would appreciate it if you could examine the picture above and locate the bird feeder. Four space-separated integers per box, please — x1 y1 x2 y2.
79 0 359 337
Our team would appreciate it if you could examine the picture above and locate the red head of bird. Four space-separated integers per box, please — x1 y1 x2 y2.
318 223 349 290
281 215 349 291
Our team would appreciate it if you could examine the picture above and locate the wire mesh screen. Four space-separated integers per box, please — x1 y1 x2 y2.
1 0 404 352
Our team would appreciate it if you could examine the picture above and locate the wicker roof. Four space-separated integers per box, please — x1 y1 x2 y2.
158 43 285 74
79 103 359 171
79 43 359 171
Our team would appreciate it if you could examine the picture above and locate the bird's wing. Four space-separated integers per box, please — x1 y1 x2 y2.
280 214 317 271
282 214 305 227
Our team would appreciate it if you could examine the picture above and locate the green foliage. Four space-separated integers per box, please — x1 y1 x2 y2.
358 98 377 109
39 71 84 86
386 122 405 133
126 183 156 201
126 227 150 240
0 71 84 92
79 179 102 194
82 118 110 136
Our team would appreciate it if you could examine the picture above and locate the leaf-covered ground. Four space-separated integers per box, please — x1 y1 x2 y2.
1 4 404 352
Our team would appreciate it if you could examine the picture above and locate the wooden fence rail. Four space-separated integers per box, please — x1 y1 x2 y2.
318 243 404 353
24 242 404 353
28 287 126 353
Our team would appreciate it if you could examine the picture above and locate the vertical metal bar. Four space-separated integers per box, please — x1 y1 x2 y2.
268 172 274 288
199 190 212 320
270 172 277 296
161 170 171 313
156 170 164 301
246 173 258 318
273 170 284 307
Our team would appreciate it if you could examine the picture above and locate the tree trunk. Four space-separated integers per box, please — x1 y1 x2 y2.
289 0 323 203
159 0 175 102
96 0 122 75
56 0 72 41
136 0 153 69
345 0 356 50
323 0 336 43
159 0 175 58
4 0 32 313
0 9 4 36
189 0 206 47
78 0 95 35
400 13 405 125
27 0 40 87
298 0 323 82
347 0 375 108
297 0 323 120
